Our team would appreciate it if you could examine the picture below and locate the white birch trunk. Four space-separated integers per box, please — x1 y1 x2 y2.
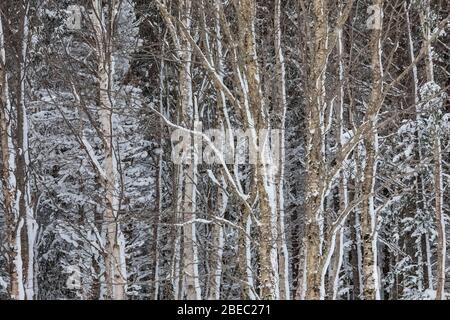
209 175 227 300
0 16 24 300
9 3 37 300
274 0 290 300
91 0 127 300
205 6 228 298
330 27 347 300
178 0 201 300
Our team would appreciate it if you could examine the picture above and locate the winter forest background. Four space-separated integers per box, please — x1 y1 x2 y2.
0 0 449 300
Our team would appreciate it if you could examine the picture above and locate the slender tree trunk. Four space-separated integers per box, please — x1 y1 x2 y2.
206 4 228 298
208 175 227 300
433 129 445 299
360 0 383 300
274 0 290 300
2 2 38 300
237 0 279 300
91 0 127 300
177 0 201 300
330 27 347 300
0 15 24 300
149 51 167 300
419 0 446 300
237 209 257 299
304 0 329 300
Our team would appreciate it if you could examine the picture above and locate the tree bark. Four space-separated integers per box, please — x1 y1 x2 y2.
304 0 329 300
274 0 290 300
91 0 127 300
0 14 24 300
236 0 280 300
360 0 383 300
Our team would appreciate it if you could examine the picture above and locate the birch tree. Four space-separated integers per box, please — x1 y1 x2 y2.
0 0 37 300
273 0 290 300
0 11 23 300
89 0 127 299
360 0 383 300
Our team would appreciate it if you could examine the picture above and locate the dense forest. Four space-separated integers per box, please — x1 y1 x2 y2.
0 0 449 300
